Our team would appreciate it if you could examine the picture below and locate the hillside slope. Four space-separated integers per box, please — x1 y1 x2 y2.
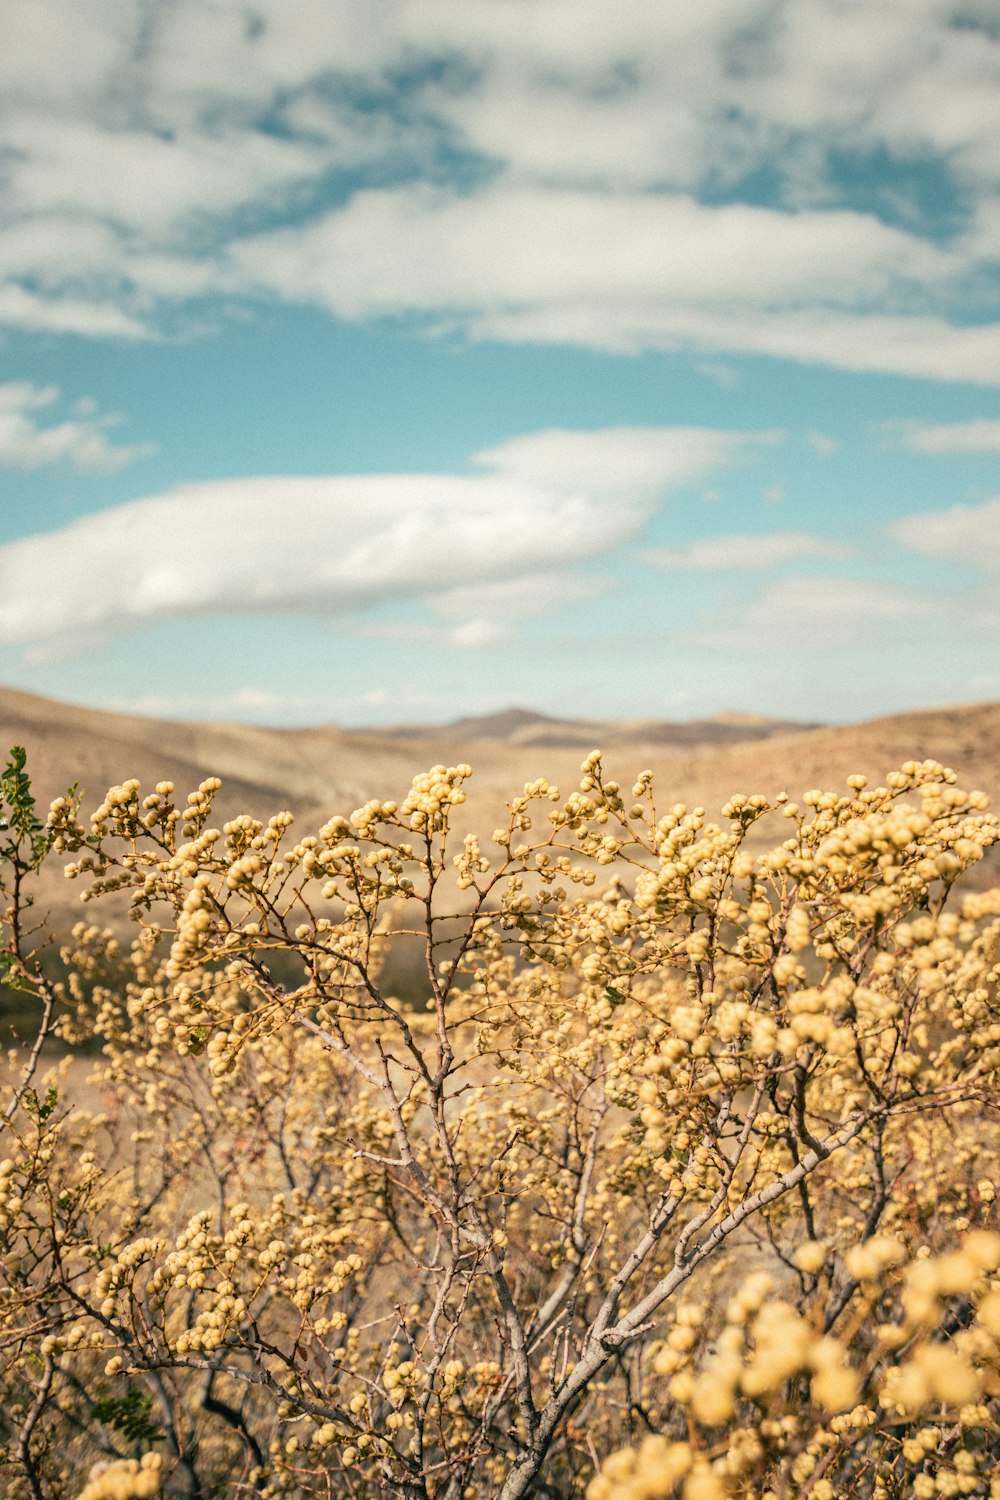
3 687 999 931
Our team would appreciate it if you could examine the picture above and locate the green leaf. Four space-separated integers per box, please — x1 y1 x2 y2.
0 746 52 868
91 1388 163 1444
23 1086 58 1122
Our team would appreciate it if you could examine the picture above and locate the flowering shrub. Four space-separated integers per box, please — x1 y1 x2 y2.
2 744 1000 1497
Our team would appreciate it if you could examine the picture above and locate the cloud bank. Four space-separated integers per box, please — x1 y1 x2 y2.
1 0 997 380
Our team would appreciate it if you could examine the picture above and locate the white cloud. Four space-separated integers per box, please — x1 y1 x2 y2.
896 419 1000 453
0 382 59 411
695 575 939 653
105 684 334 723
358 618 514 652
429 571 606 622
371 571 613 651
807 431 838 455
474 425 778 498
643 531 849 571
0 282 150 339
0 1 996 375
694 361 740 388
889 495 1000 572
0 424 759 650
4 113 328 237
456 302 1000 382
0 381 154 471
229 183 953 319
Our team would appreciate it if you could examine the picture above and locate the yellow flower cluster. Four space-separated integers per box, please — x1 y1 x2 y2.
73 1454 162 1500
399 763 471 832
1 746 998 1499
594 1231 1000 1499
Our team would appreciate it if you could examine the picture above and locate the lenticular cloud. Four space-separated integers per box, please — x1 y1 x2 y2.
0 426 766 654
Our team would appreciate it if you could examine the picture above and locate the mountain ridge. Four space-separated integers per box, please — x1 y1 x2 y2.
376 703 819 748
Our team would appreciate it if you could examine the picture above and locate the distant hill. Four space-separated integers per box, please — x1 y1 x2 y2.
379 705 818 748
2 685 999 933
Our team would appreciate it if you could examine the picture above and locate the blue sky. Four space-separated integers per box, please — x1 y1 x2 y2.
1 0 998 728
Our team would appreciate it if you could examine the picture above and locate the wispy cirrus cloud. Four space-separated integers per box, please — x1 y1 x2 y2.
429 571 607 623
893 418 1000 453
356 571 613 652
642 531 849 571
693 575 941 653
889 495 1000 572
355 618 515 652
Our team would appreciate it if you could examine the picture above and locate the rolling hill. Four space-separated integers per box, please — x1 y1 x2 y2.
3 685 999 933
